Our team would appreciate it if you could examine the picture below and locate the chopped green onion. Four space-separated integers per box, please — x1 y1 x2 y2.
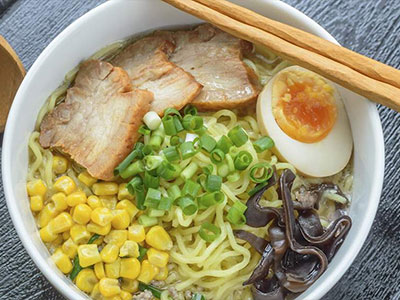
138 215 158 227
148 209 165 217
139 125 151 136
226 207 246 225
120 160 145 179
217 163 229 177
163 146 180 162
248 181 270 196
138 245 148 261
225 153 235 173
227 172 241 183
253 136 274 153
148 135 163 151
194 126 207 136
191 293 206 300
69 256 82 281
199 222 221 242
179 141 197 160
144 188 162 208
143 111 162 130
167 185 181 200
200 134 217 153
144 171 160 189
232 200 247 214
133 184 146 210
157 161 181 181
87 234 100 244
114 142 144 176
229 146 240 157
196 174 207 190
216 136 233 154
182 180 201 198
170 135 184 146
178 196 198 215
210 149 225 164
127 176 143 194
158 197 174 211
205 175 222 192
184 104 198 116
144 155 163 171
202 164 213 175
164 107 182 119
182 115 203 131
181 161 198 180
139 282 162 299
162 115 177 136
198 191 224 208
249 162 274 183
234 151 253 170
228 125 248 147
173 116 184 132
142 144 154 156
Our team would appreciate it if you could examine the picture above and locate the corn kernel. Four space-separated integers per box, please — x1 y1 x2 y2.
100 195 117 210
54 176 76 195
111 210 130 230
110 296 122 300
87 222 111 236
147 248 169 268
94 262 106 280
30 195 43 212
78 171 97 187
40 225 58 242
101 244 120 264
93 182 119 196
99 278 120 297
72 204 92 225
70 224 91 244
104 230 128 248
105 258 121 279
48 212 73 234
91 207 113 226
137 260 159 284
51 248 73 274
90 283 102 299
53 234 64 247
27 179 47 197
116 200 138 221
155 267 168 281
67 190 87 206
38 203 59 228
51 192 68 211
121 279 139 293
62 230 71 240
145 226 173 251
52 155 68 174
87 195 102 209
76 268 98 293
128 224 145 243
118 183 134 201
120 258 140 280
62 238 78 259
120 290 132 300
78 244 101 267
119 240 139 258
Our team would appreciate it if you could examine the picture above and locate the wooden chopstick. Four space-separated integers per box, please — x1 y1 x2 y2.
162 0 400 112
195 0 400 91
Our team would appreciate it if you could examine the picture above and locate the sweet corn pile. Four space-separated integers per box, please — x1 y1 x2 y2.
28 162 172 299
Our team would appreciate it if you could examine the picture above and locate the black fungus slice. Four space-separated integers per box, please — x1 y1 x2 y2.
252 277 286 300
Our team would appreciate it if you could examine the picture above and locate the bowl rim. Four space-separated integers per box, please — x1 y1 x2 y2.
1 0 385 299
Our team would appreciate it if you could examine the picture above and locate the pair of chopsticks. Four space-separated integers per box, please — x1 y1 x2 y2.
162 0 400 112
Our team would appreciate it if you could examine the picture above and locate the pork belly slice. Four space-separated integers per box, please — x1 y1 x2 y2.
39 60 153 180
157 24 262 110
112 36 202 116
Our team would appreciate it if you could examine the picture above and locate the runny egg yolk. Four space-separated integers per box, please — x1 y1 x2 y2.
272 69 337 143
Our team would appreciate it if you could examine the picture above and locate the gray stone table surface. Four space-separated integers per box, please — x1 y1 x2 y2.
0 0 399 299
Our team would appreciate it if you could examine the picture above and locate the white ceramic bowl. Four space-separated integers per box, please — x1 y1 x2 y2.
2 0 385 299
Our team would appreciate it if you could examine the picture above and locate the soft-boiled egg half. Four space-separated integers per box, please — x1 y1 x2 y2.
257 66 353 177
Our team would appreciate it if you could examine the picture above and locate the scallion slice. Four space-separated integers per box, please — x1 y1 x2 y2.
210 149 225 164
138 245 148 261
228 125 248 147
179 141 197 160
202 164 214 175
200 134 217 153
120 160 145 179
191 294 206 300
183 104 198 116
127 176 145 210
170 135 184 146
253 136 274 153
205 175 222 192
182 115 203 131
226 207 246 225
138 215 158 227
234 151 253 171
198 191 224 208
182 180 201 198
181 161 198 180
167 185 181 200
164 107 182 119
143 111 162 130
163 146 180 162
139 125 151 136
162 114 177 136
174 116 184 132
217 163 229 178
144 155 163 171
158 196 174 211
216 135 233 154
157 161 181 181
148 134 163 151
144 188 162 208
199 222 221 242
249 162 274 183
114 142 144 176
144 171 160 189
148 209 165 217
177 196 198 215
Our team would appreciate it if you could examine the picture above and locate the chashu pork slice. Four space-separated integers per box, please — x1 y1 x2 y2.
112 36 202 116
157 24 262 110
39 59 153 181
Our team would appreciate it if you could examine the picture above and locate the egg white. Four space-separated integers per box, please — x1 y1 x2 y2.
257 66 353 177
